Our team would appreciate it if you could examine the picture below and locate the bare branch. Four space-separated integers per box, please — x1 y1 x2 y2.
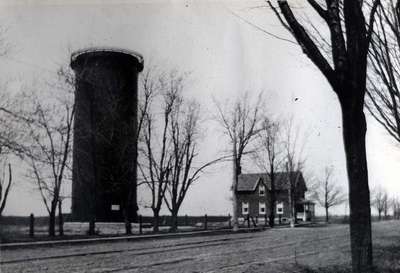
0 163 12 215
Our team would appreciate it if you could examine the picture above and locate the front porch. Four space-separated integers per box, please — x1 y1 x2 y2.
296 200 315 221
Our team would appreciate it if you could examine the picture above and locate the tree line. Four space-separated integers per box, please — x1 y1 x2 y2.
137 70 310 233
371 186 400 220
0 62 325 237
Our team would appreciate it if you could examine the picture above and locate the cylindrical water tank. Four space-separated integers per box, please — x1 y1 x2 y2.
70 48 143 222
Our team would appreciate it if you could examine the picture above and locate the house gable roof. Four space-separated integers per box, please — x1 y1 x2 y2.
236 171 306 192
236 175 265 192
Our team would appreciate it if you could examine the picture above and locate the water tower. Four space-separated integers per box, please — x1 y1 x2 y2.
70 48 143 222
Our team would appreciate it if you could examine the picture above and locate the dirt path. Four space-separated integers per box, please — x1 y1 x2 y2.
1 221 398 273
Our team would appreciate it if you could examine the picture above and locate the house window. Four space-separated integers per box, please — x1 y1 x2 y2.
276 202 284 215
259 202 266 215
259 184 265 196
242 202 249 215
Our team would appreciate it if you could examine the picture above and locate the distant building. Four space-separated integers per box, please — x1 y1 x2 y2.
236 172 315 224
70 48 144 222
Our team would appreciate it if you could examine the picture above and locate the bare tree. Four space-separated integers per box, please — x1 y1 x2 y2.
313 166 347 222
28 89 74 237
55 67 75 236
392 197 400 219
383 192 389 219
165 101 228 231
0 28 16 216
366 1 400 143
267 1 380 271
2 68 75 236
215 92 263 231
164 100 200 231
371 186 388 220
139 69 226 232
139 70 182 232
282 118 307 227
252 117 283 227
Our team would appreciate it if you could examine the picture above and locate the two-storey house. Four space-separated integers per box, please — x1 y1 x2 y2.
236 171 315 224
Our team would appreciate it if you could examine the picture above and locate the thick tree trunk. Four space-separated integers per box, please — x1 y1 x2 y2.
48 209 56 237
170 210 178 232
232 144 240 231
325 206 329 223
232 172 239 231
341 103 373 273
288 188 295 228
293 201 298 224
58 201 64 236
152 209 160 232
269 172 275 228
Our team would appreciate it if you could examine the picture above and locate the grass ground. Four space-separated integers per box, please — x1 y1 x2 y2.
296 221 400 273
0 221 235 243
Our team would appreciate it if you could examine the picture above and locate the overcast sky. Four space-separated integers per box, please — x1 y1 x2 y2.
1 0 399 217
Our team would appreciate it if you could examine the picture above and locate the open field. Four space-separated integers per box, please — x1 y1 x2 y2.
1 214 353 244
0 215 233 243
1 220 399 272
